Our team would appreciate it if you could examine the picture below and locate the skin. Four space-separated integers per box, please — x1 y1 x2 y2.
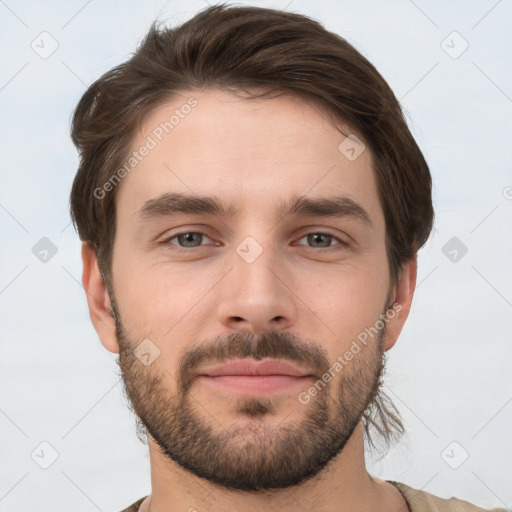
81 88 416 512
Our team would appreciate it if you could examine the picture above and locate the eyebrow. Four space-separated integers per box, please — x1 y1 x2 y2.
137 192 373 229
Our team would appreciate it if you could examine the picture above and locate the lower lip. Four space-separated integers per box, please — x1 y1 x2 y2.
198 375 311 395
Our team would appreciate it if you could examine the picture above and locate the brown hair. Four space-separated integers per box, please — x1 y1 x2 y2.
69 3 433 450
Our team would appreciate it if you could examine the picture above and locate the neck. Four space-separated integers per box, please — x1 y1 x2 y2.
142 422 407 512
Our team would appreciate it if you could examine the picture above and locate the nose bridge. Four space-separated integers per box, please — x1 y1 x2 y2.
217 233 296 332
235 236 280 296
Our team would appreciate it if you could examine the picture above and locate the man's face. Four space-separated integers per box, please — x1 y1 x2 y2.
105 88 400 491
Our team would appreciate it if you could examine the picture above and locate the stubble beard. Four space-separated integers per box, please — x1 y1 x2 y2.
113 298 386 492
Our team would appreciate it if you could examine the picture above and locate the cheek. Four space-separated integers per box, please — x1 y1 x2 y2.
300 262 388 351
113 257 216 341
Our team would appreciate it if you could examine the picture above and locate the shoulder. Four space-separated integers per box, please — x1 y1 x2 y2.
390 481 509 512
118 496 147 512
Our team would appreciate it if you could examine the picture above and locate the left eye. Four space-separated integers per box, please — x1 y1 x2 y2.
296 233 345 248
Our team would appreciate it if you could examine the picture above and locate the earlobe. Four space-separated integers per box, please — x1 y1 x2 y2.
382 256 417 352
81 242 120 354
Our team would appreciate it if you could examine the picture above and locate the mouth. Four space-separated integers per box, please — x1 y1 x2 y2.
196 358 313 395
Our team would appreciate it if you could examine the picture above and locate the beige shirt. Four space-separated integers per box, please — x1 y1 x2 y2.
118 481 509 512
390 481 508 512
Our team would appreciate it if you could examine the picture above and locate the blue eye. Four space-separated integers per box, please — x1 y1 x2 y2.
161 231 346 251
164 232 214 248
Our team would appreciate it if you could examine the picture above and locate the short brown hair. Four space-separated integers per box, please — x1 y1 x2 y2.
70 3 433 290
69 3 434 450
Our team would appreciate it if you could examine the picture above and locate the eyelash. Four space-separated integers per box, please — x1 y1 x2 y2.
161 231 348 251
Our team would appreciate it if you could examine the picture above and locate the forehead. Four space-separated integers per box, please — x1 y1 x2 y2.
114 88 383 229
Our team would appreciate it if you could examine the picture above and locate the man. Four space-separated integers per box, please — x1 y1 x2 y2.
69 4 507 512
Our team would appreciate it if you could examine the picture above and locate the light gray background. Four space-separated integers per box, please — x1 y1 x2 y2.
1 0 511 510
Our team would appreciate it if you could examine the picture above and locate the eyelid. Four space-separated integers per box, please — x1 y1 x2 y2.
160 228 349 250
161 230 217 247
294 231 348 248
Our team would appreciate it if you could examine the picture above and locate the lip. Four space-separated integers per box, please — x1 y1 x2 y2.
197 358 311 378
196 358 313 395
198 375 310 394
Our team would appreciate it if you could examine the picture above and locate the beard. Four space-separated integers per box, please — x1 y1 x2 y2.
112 296 388 492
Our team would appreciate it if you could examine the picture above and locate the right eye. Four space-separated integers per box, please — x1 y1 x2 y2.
162 231 216 249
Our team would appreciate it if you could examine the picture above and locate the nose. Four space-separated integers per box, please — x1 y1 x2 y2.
216 244 297 334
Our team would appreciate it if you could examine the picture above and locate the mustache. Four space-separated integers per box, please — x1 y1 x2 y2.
177 329 331 394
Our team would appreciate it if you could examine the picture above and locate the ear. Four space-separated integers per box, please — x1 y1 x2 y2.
382 256 417 351
81 241 119 354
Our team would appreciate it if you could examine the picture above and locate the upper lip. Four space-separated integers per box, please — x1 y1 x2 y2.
198 358 311 377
